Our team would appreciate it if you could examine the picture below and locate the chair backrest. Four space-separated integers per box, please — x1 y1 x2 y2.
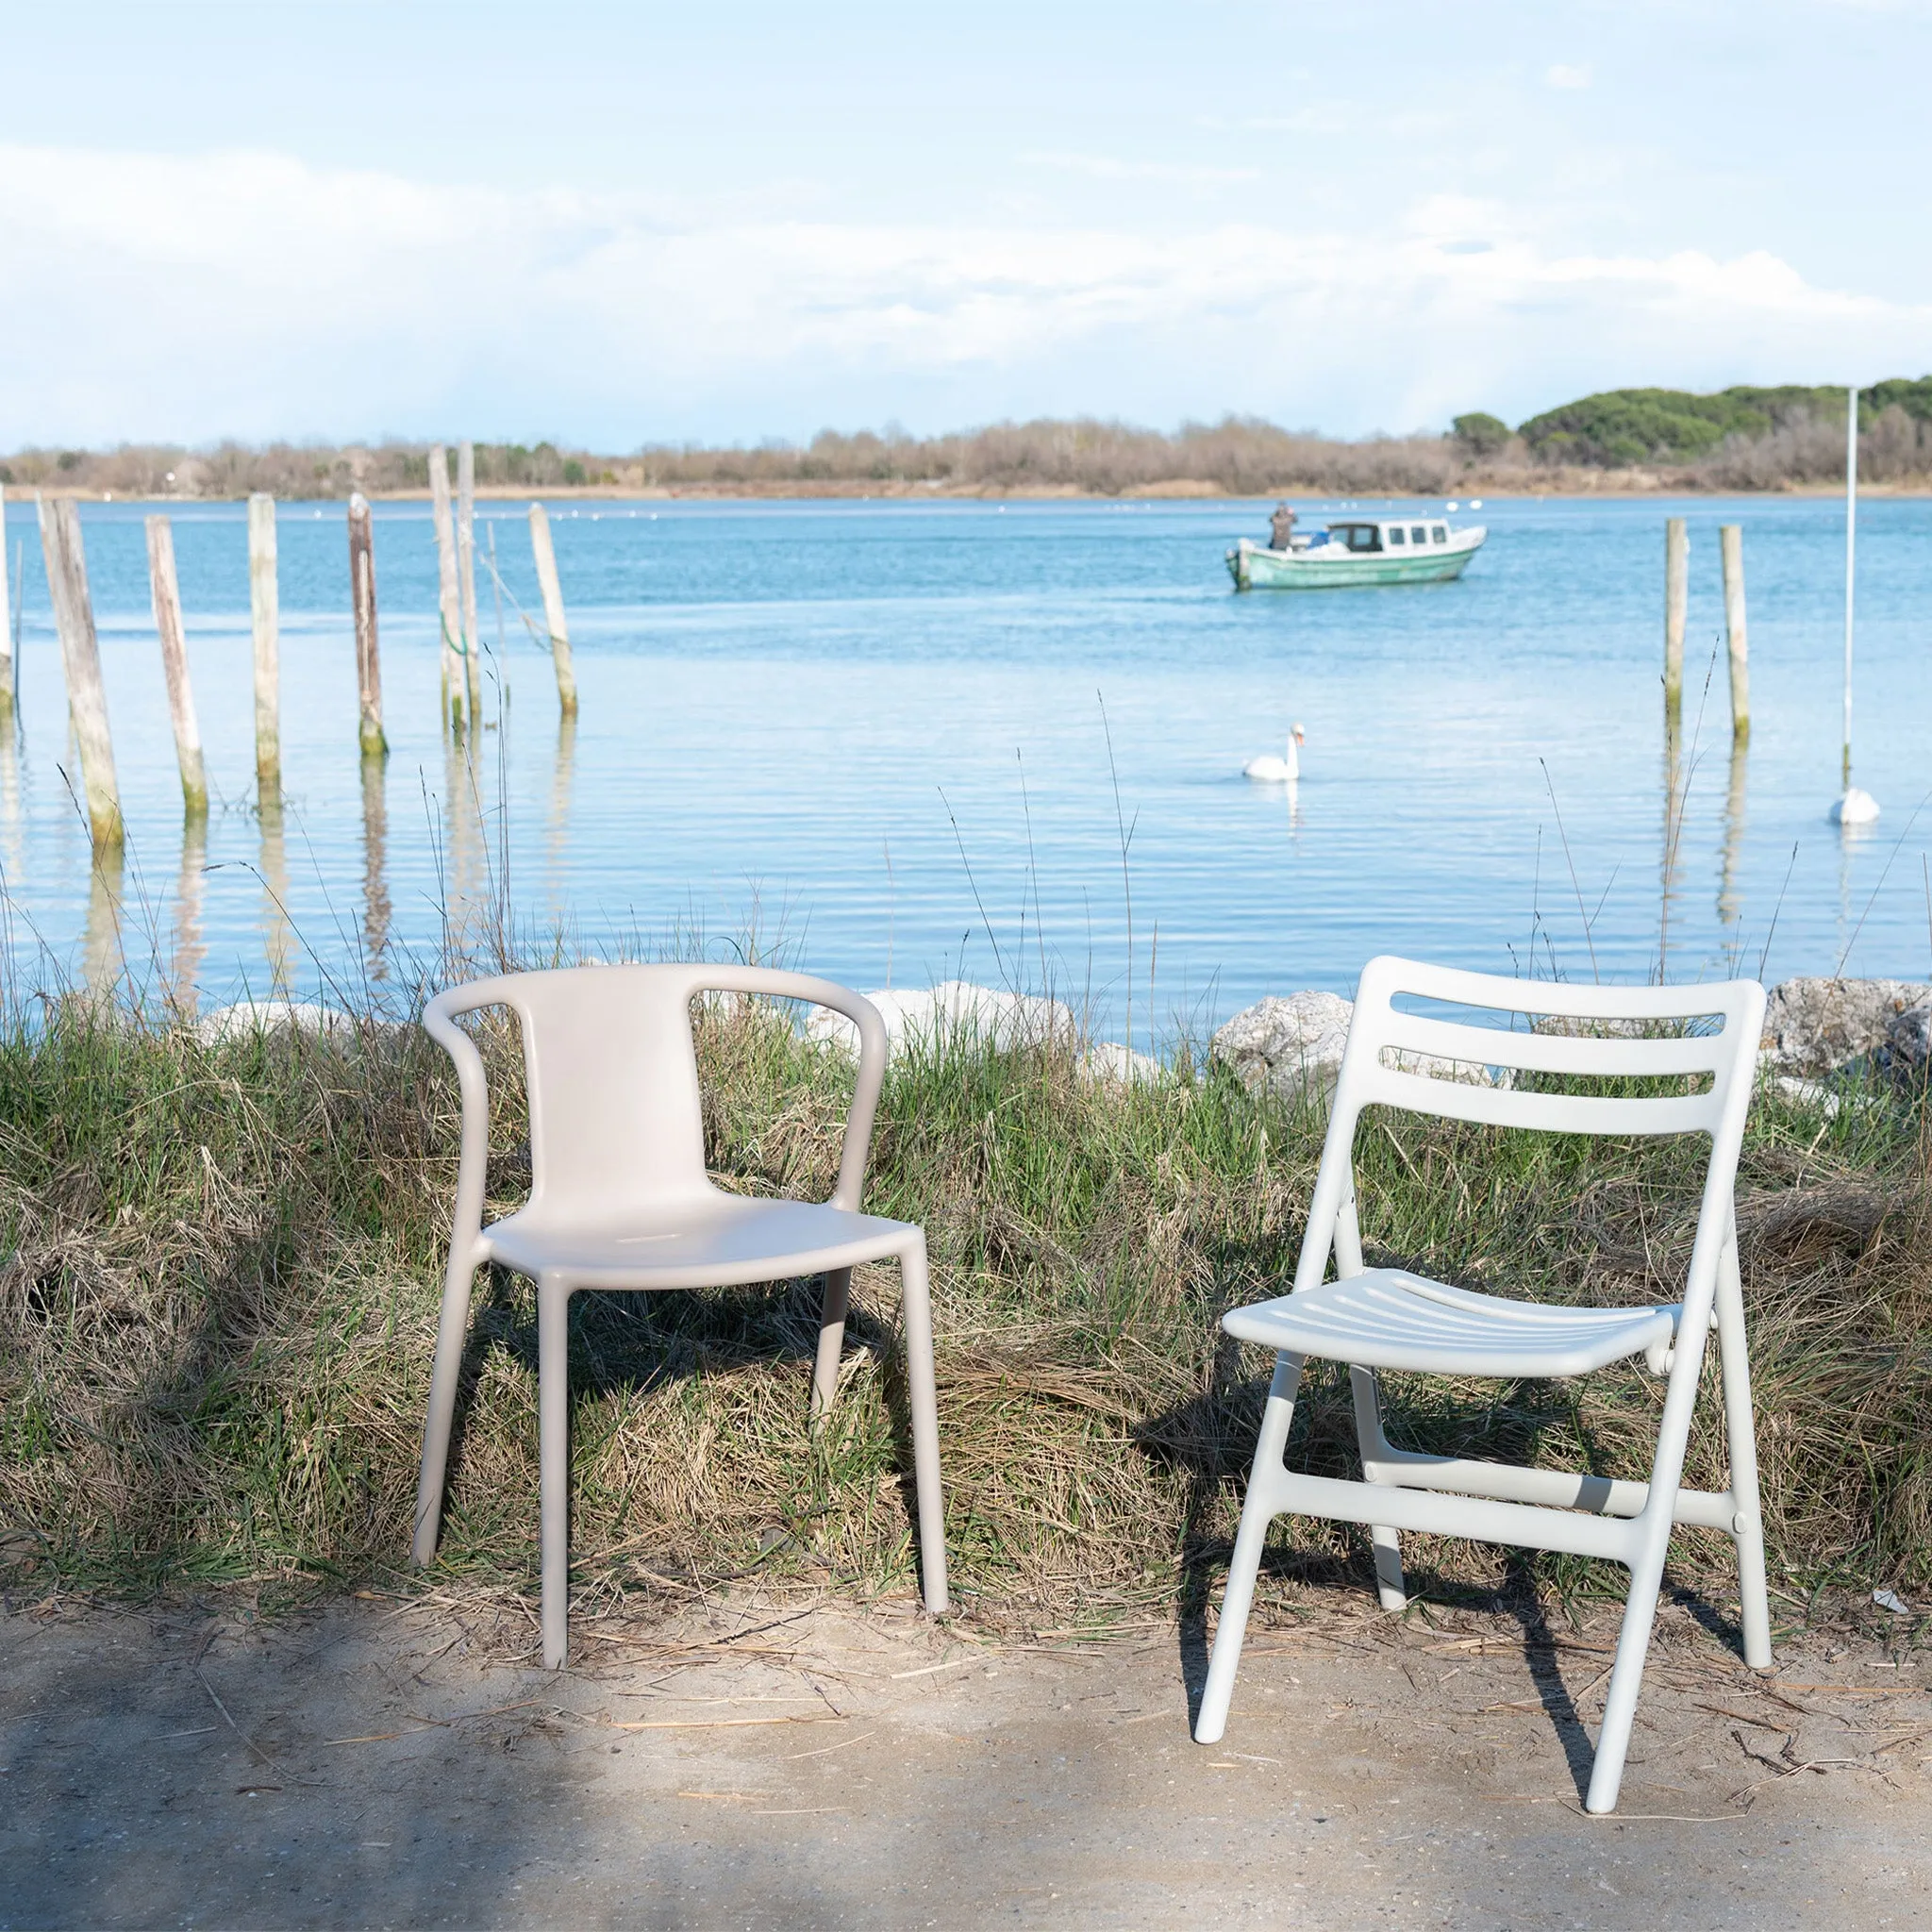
424 963 889 1227
1338 957 1764 1139
1291 957 1765 1298
502 964 715 1222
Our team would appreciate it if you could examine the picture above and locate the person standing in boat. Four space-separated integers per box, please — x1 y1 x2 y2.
1269 502 1296 549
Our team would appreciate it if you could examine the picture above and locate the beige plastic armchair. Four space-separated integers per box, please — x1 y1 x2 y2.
409 964 947 1667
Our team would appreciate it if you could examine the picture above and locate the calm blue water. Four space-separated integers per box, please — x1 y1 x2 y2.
2 493 1928 1042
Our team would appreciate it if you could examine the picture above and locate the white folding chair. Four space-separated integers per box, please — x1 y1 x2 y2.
1195 958 1770 1814
409 964 947 1668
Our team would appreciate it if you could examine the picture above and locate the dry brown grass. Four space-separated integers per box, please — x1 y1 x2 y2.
0 984 1927 1640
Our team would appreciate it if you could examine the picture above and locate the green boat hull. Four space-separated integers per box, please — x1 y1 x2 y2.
1227 534 1484 591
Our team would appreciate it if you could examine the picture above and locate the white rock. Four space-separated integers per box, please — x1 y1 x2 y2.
806 981 1078 1060
1886 1001 1932 1078
194 1000 360 1046
1210 991 1354 1106
1760 977 1932 1078
1080 1040 1165 1087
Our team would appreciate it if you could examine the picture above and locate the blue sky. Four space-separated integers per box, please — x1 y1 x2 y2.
2 0 1928 446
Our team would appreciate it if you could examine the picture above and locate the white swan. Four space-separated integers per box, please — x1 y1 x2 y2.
1831 787 1881 826
1244 723 1306 783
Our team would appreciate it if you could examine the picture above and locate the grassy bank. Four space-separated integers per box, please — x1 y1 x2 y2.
1 982 1927 1633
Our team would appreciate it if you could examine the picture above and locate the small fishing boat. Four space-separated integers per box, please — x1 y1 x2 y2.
1227 510 1486 591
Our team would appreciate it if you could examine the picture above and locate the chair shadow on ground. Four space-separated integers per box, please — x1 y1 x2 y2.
433 1261 929 1578
1137 1340 1750 1805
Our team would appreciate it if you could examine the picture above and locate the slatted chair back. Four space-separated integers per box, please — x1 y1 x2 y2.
1294 958 1765 1301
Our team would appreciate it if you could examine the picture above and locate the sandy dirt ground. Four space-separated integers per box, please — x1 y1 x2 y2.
3 1587 1928 1929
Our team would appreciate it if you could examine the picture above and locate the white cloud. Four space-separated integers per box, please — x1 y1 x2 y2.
0 143 1925 443
1022 151 1261 185
1545 63 1592 90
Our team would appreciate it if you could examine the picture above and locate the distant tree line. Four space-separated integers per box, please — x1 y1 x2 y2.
5 378 1928 498
1510 379 1932 476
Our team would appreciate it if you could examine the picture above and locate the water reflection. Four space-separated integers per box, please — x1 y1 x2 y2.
258 798 291 991
173 812 207 1015
1658 716 1686 972
82 844 124 999
441 730 486 947
361 752 391 978
546 709 576 927
1719 739 1747 929
0 727 21 905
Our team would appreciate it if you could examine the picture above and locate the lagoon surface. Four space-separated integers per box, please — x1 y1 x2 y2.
2 492 1928 1043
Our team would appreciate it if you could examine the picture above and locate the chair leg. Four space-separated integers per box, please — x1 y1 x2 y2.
1349 1365 1407 1610
539 1274 573 1671
898 1239 948 1616
810 1267 853 1421
1195 1352 1304 1746
1586 1524 1670 1814
1715 1235 1773 1670
410 1246 479 1567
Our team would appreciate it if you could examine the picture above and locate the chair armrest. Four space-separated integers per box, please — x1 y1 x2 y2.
691 967 889 1212
422 980 517 1262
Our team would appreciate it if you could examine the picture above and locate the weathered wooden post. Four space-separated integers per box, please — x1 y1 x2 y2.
1662 516 1687 720
37 497 122 847
143 516 208 815
1720 523 1749 741
528 504 578 714
0 483 13 726
347 492 387 758
427 445 464 731
457 441 483 724
248 492 280 794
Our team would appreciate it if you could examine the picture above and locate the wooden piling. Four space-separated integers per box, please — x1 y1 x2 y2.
248 492 280 792
0 483 13 725
37 497 122 847
1720 523 1749 741
528 504 578 714
347 492 387 758
457 441 483 724
1663 516 1687 718
427 446 463 730
143 516 208 815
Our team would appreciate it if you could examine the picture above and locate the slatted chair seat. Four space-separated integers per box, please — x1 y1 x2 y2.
1223 1270 1679 1380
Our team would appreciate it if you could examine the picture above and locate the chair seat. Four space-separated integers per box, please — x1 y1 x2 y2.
1222 1269 1679 1379
483 1194 915 1291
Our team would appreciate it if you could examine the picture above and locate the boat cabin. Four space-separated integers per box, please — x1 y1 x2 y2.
1320 518 1453 553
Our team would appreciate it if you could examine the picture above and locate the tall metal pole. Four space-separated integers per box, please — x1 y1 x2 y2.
1843 384 1857 792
